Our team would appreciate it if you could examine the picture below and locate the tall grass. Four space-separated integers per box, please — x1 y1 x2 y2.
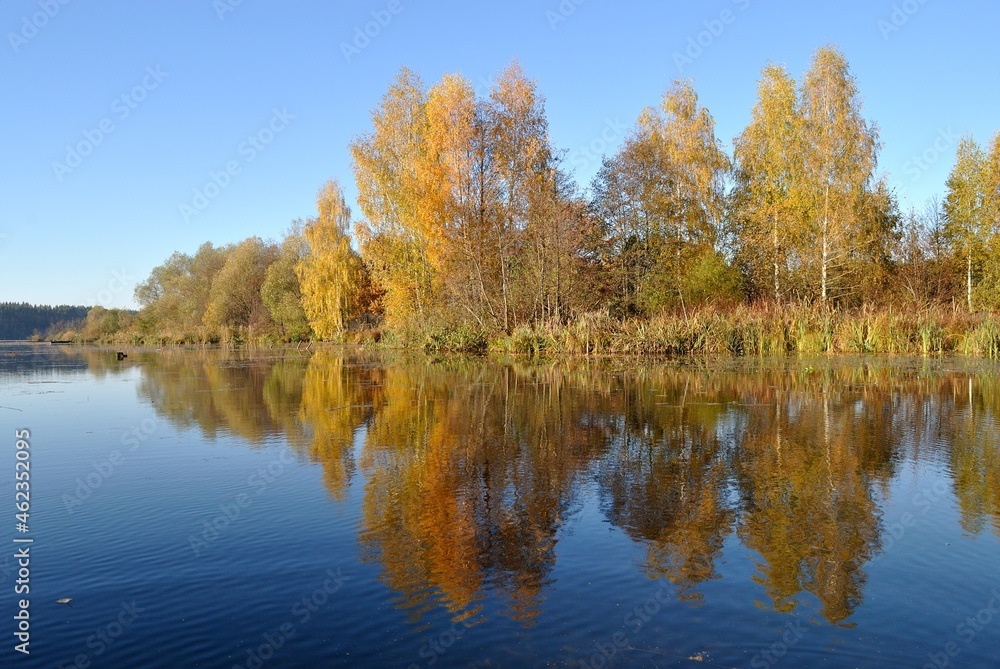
484 305 1000 359
68 303 1000 361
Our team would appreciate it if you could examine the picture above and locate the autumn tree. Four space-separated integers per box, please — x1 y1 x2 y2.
591 80 733 314
980 132 1000 309
799 47 883 305
81 306 136 342
351 68 434 332
943 137 988 311
852 177 900 301
262 222 312 341
522 176 600 323
419 72 493 328
945 132 1000 311
483 62 554 329
204 237 280 335
134 242 233 341
296 180 369 339
731 64 804 301
352 62 583 333
894 198 958 307
987 131 1000 222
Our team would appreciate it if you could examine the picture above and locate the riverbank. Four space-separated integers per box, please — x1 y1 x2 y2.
481 306 1000 359
60 305 1000 360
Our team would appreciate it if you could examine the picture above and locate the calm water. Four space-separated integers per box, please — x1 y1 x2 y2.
2 343 1000 668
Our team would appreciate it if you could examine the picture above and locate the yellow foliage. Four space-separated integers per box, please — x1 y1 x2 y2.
297 180 367 338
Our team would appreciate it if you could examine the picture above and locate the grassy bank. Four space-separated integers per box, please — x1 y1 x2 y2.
482 306 1000 359
58 305 1000 360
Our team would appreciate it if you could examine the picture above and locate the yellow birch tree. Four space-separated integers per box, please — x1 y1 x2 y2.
296 180 366 338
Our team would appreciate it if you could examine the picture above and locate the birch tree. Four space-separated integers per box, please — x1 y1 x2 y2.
944 137 989 311
351 68 433 329
296 180 368 338
800 47 880 305
591 80 730 313
732 64 804 301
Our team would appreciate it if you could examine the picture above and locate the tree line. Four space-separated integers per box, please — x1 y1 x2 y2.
0 303 90 340
85 46 1000 347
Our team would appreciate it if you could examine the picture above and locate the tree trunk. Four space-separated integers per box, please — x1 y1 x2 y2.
772 215 780 302
968 252 973 311
821 184 830 306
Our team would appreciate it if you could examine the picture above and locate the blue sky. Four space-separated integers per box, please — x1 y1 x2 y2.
2 0 998 309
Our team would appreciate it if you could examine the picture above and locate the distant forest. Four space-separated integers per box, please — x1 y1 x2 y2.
0 302 89 340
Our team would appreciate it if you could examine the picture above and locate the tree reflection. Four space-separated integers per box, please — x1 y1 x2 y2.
735 374 885 625
137 348 298 444
357 362 611 624
133 352 1000 627
949 375 1000 537
599 370 737 601
297 351 375 500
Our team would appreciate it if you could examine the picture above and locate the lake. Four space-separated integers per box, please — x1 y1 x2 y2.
2 342 999 668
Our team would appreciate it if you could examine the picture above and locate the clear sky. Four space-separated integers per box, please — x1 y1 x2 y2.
2 0 998 309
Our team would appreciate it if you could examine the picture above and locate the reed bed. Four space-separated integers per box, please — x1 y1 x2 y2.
486 305 1000 359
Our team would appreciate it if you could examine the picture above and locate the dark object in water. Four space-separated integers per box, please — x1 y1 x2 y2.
116 351 127 360
50 340 73 345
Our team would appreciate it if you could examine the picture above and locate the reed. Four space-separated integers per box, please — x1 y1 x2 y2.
484 305 1000 358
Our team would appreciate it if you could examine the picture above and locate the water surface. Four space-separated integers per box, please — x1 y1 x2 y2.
2 343 999 667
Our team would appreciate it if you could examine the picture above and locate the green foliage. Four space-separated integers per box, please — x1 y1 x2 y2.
683 248 744 307
81 306 138 342
0 303 89 340
135 242 233 342
262 228 312 341
204 237 279 333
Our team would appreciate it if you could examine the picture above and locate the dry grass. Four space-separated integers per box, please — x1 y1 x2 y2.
486 305 1000 359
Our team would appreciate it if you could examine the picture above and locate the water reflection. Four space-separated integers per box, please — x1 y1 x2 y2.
111 349 1000 627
